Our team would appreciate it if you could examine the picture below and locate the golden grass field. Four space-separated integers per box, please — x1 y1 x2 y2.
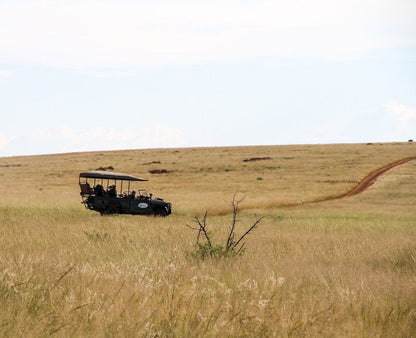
1 142 415 336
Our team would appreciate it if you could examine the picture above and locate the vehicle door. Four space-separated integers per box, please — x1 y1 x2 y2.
130 197 152 214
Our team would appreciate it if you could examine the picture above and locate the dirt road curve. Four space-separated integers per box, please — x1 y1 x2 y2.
242 156 416 211
338 156 416 199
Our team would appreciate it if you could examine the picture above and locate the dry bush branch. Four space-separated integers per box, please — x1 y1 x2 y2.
187 197 264 259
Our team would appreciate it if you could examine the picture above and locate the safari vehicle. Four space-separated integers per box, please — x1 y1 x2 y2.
79 171 172 216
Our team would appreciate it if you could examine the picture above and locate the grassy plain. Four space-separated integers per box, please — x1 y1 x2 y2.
1 142 416 336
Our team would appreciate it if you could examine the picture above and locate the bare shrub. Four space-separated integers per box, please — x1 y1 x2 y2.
243 156 271 162
148 169 170 174
186 196 264 259
96 166 114 171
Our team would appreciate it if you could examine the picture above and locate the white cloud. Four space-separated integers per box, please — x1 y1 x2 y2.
141 124 186 148
384 100 416 124
0 70 12 78
0 134 15 151
361 100 416 137
78 70 136 78
31 125 186 153
0 0 414 69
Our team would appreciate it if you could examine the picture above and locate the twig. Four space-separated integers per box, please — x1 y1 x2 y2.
226 193 245 250
232 216 265 249
194 211 212 248
236 242 246 255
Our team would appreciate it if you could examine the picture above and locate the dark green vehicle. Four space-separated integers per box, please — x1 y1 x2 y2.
79 171 172 216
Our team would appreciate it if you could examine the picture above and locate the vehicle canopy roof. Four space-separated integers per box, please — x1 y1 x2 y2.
79 171 148 181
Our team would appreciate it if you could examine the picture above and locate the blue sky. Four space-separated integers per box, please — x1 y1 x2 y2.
0 0 415 156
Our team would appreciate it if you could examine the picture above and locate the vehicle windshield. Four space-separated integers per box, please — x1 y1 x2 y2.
138 189 148 197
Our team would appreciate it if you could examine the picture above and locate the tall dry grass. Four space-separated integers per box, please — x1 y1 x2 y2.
1 143 416 336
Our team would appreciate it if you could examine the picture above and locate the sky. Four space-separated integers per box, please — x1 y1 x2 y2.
0 0 415 157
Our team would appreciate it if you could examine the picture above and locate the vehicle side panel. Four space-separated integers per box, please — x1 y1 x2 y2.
129 198 153 214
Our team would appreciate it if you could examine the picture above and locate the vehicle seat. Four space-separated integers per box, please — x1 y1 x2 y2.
80 183 93 195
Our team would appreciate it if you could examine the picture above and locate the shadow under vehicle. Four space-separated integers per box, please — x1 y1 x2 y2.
79 171 172 216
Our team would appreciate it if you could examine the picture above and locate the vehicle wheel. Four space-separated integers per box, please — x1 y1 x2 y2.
153 207 167 217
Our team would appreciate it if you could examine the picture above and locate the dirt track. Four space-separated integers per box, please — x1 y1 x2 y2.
338 156 416 199
241 156 416 211
288 156 416 208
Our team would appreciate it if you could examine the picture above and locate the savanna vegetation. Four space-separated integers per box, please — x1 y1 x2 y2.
1 142 415 336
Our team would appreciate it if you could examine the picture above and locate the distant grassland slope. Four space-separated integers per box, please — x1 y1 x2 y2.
0 142 416 336
1 142 415 215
